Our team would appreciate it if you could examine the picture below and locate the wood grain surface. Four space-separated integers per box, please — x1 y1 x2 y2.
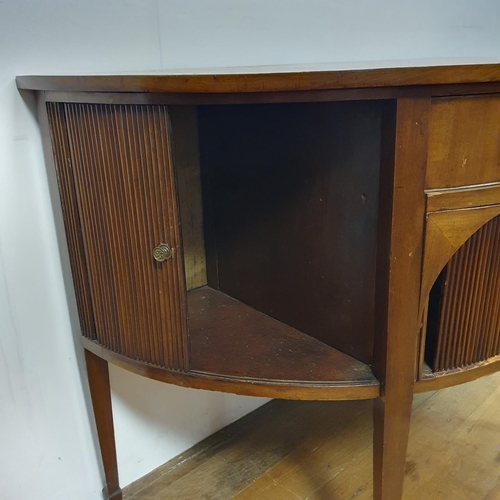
427 95 500 189
420 205 500 316
169 106 207 291
198 101 384 364
51 103 189 370
16 63 500 94
188 287 376 385
371 98 429 500
47 103 97 341
122 372 500 500
85 350 122 500
426 182 500 212
429 216 500 371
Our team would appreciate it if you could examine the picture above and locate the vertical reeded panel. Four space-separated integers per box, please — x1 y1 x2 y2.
431 216 500 372
51 102 188 370
47 102 97 341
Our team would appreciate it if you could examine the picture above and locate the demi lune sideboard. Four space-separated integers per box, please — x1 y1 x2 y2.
17 64 500 500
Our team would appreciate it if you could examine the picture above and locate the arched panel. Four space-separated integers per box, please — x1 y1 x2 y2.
423 215 500 372
420 204 500 315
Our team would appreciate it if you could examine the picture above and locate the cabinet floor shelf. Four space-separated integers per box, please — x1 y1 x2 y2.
188 287 377 387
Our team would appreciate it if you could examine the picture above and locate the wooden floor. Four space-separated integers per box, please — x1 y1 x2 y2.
123 372 500 500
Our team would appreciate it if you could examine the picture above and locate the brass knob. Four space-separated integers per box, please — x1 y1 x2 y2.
153 243 172 262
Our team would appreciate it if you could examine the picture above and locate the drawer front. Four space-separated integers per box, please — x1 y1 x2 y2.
427 96 500 189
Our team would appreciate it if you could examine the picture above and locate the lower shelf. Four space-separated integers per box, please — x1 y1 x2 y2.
189 287 376 385
415 354 500 393
82 286 380 401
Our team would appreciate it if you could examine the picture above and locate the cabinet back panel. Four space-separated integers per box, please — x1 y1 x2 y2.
199 101 386 364
48 103 188 370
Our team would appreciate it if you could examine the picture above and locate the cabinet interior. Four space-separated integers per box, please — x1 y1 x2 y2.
171 101 390 378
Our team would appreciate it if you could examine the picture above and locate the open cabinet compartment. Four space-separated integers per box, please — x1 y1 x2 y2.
172 100 390 384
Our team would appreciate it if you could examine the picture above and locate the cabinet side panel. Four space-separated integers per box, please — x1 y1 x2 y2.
46 102 97 341
169 106 207 291
63 103 188 370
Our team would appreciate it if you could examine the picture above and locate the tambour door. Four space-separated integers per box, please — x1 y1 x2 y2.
47 102 188 371
420 192 500 375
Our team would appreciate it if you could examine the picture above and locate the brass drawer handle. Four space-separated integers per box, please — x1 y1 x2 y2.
153 243 172 262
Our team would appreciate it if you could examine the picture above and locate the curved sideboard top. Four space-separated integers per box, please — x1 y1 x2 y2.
19 63 500 500
16 62 500 94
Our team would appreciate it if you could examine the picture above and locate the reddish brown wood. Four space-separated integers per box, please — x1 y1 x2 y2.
373 98 429 500
46 103 97 340
415 354 500 393
420 205 500 316
169 106 207 291
61 103 188 370
427 216 500 371
83 337 380 401
199 101 385 364
84 349 122 500
16 64 500 94
426 182 500 212
32 81 500 106
427 95 500 189
189 286 376 385
24 66 500 500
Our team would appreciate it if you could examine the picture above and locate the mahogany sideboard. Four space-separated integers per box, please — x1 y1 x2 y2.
17 64 500 500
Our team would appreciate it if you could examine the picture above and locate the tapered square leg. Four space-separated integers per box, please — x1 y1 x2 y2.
85 349 122 500
373 98 430 499
373 393 414 500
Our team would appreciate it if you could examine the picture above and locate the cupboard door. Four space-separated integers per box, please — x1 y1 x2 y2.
431 215 500 371
48 103 188 371
420 202 500 374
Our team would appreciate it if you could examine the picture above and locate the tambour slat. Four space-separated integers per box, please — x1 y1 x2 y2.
49 102 188 370
430 216 500 372
47 103 97 341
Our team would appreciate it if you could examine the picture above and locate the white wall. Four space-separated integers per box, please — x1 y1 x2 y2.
1 1 500 499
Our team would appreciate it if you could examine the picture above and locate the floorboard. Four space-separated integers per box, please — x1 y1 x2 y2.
123 372 500 500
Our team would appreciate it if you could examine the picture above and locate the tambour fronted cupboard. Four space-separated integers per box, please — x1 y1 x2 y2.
17 63 500 500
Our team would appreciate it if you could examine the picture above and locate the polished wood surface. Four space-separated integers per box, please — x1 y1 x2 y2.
83 336 380 401
189 287 376 386
426 182 500 212
170 106 207 291
49 103 189 370
123 373 500 500
415 355 500 392
420 204 500 316
16 63 500 94
36 83 500 106
46 103 97 341
372 98 429 500
85 350 122 500
199 101 384 363
427 95 500 189
428 216 500 372
22 65 500 500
